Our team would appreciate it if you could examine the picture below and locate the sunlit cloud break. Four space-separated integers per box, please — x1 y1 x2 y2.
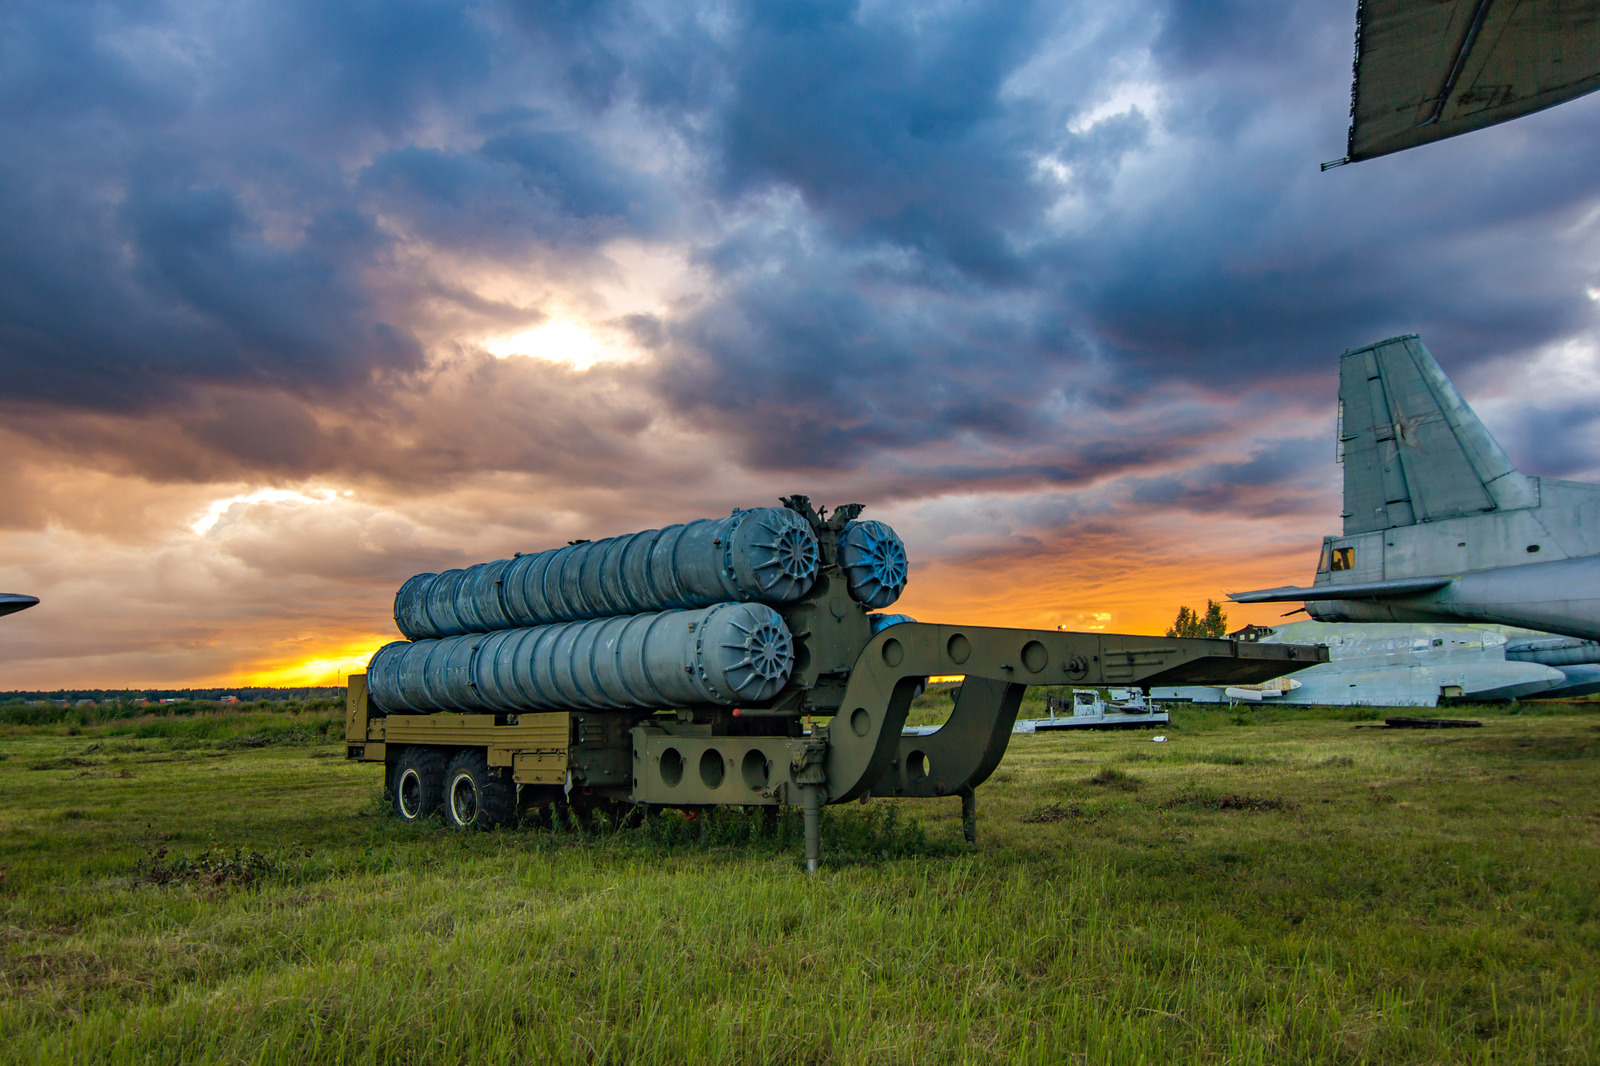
482 319 639 371
191 489 347 537
2 0 1599 687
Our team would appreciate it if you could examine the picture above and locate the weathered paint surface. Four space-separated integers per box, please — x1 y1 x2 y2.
1233 336 1600 640
368 602 794 713
1340 0 1600 164
394 507 821 639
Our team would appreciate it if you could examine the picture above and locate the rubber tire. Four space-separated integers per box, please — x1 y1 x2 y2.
443 750 516 830
391 747 446 822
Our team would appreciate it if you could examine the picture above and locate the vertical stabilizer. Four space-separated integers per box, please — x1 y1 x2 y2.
1339 335 1537 535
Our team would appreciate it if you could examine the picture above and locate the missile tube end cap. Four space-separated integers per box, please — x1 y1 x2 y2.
840 519 908 610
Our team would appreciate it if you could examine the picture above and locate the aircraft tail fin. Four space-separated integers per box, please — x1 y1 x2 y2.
1338 335 1537 534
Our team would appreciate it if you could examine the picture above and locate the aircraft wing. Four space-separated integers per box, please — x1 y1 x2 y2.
1230 577 1453 604
0 594 39 618
1337 0 1600 164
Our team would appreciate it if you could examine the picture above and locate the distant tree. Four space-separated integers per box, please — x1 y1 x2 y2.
1167 599 1228 639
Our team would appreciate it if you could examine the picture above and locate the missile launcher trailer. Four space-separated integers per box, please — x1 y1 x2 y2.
346 497 1323 869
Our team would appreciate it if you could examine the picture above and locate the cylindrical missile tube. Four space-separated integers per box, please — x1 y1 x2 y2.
367 602 795 714
394 507 819 639
839 519 908 609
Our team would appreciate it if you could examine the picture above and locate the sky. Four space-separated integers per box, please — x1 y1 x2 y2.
3 0 1600 689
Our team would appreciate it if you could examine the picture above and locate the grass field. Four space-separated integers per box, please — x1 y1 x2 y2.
1 695 1596 1064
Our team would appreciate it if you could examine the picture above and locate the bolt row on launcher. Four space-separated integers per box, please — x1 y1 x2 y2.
344 496 1325 869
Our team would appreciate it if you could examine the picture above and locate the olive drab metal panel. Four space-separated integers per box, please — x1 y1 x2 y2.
350 495 1331 868
367 602 794 714
394 507 820 639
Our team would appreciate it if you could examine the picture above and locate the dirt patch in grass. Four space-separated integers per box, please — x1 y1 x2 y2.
1161 794 1297 813
1086 767 1142 791
1454 736 1597 761
1020 802 1093 823
0 921 79 944
138 847 288 891
1 948 155 998
1190 752 1283 767
25 756 101 771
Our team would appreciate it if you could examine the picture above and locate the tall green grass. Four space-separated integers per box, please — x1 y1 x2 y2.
0 704 1596 1063
0 696 343 731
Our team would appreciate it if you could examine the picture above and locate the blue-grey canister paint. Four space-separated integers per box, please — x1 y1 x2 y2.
393 507 819 639
367 602 795 713
839 520 908 609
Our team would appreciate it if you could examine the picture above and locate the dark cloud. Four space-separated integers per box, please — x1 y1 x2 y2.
1489 402 1600 481
0 0 668 413
359 127 669 254
713 1 1053 279
9 0 1597 442
1126 436 1327 514
1 353 664 492
1152 0 1321 76
3 0 1600 682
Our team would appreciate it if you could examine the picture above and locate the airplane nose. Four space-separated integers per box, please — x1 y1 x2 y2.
0 594 39 618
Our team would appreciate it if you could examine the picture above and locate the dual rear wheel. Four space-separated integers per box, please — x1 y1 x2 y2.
389 747 515 829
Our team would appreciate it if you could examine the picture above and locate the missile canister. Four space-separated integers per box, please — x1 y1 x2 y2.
394 507 819 640
367 601 795 714
839 519 908 609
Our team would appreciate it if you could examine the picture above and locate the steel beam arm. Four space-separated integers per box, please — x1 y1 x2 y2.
825 624 1323 802
870 677 1024 800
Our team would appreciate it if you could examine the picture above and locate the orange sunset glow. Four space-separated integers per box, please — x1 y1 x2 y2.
4 0 1598 693
236 519 1319 689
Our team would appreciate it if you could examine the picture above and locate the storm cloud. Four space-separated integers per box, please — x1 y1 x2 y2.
2 0 1599 684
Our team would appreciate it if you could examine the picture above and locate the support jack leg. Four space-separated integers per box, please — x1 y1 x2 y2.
802 786 823 873
960 786 977 847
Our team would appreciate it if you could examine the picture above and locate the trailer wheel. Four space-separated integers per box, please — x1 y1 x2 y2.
443 750 516 829
392 747 445 822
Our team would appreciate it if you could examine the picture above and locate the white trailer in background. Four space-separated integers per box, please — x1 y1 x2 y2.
1020 689 1169 732
903 688 1171 736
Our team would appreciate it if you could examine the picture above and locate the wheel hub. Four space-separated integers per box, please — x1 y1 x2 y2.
398 769 422 819
450 773 478 825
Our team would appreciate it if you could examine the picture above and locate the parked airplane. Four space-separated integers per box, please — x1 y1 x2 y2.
1154 620 1589 707
1498 629 1600 698
0 594 38 618
1231 335 1600 640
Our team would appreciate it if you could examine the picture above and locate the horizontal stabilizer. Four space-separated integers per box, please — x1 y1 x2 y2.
1230 577 1453 604
1343 0 1600 163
